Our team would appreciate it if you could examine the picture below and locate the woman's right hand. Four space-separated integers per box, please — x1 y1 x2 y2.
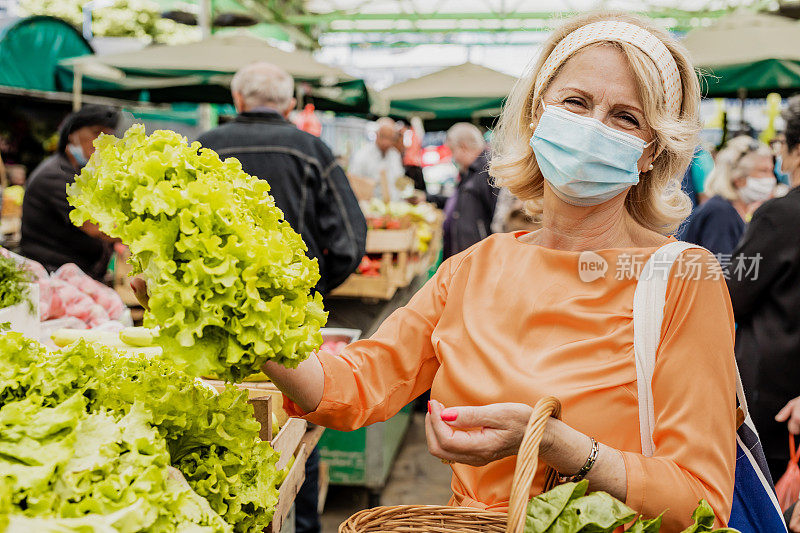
776 396 800 434
130 277 149 309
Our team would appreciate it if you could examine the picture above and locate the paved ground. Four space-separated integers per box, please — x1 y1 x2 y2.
319 412 454 532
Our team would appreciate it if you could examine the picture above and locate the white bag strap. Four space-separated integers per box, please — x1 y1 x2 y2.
634 242 784 528
633 241 694 456
634 241 751 457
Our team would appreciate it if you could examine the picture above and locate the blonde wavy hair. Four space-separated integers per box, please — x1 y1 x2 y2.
490 11 702 235
705 136 773 201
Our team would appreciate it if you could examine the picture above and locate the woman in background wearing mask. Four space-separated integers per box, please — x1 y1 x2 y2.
195 12 736 529
20 105 120 280
682 136 775 255
728 95 800 486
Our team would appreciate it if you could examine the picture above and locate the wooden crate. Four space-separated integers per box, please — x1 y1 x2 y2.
365 227 416 254
347 174 376 203
199 379 324 533
272 418 308 471
329 253 398 300
271 441 308 533
248 395 274 441
270 419 329 531
387 251 416 288
204 379 290 427
330 248 418 300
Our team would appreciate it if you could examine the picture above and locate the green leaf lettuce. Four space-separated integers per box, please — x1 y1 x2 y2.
66 125 327 381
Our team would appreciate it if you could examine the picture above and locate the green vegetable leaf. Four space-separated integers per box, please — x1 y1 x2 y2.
628 514 664 533
545 490 637 532
678 500 740 533
0 254 32 311
66 125 327 381
525 481 589 532
1 333 278 532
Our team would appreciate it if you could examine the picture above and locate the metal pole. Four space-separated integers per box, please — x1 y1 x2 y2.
738 87 747 133
199 0 212 39
82 0 94 41
198 0 213 131
73 65 83 111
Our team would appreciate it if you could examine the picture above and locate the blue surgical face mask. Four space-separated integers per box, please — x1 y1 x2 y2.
67 143 88 167
775 156 791 186
529 105 650 207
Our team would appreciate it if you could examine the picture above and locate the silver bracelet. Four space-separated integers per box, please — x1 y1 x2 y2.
557 437 599 483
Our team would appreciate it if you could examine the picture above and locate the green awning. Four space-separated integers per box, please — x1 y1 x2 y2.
56 33 371 114
0 16 92 92
683 12 800 98
381 62 516 126
698 59 800 99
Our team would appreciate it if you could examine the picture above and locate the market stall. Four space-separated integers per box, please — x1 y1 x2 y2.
0 125 332 532
0 15 93 94
683 12 800 98
381 61 517 130
330 200 443 303
56 33 373 114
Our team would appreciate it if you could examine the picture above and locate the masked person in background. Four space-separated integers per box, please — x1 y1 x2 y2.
21 105 119 280
771 132 792 190
728 95 800 484
682 136 775 255
441 123 498 259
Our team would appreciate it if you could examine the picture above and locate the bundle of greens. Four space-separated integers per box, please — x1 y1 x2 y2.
67 125 327 381
524 480 739 533
0 255 31 310
0 332 280 532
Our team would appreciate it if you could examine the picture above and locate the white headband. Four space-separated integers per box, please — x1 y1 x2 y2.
534 21 683 117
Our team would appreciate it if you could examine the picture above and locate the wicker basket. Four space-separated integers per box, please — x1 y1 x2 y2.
339 396 562 533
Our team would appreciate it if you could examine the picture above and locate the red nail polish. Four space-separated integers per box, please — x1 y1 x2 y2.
427 401 431 414
441 409 457 422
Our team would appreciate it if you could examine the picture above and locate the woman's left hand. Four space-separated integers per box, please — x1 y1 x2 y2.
425 400 533 466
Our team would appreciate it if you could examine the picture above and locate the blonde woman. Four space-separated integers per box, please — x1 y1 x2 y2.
683 137 776 254
136 11 737 529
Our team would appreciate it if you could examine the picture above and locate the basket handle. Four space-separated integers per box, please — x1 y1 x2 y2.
505 396 562 533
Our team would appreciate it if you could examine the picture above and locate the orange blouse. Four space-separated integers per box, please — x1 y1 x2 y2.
290 232 736 529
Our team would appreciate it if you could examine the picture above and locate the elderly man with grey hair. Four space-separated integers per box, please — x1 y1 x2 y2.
441 122 498 259
197 63 367 533
198 62 366 294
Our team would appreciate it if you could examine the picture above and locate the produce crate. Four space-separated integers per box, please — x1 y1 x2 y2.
270 420 309 533
412 210 444 277
204 380 290 429
331 251 416 301
365 226 416 254
329 253 400 300
202 381 323 533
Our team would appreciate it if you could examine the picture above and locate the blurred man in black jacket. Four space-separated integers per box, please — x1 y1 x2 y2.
21 106 119 279
198 62 366 295
442 123 498 259
197 62 366 533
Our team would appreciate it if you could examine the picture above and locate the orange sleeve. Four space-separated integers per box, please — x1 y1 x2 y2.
289 256 455 431
620 249 737 529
